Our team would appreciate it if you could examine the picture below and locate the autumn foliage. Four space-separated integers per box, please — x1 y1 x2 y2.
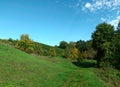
15 34 34 54
49 47 56 57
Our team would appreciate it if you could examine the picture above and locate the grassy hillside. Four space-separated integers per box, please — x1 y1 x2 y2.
0 39 64 57
0 44 119 87
0 44 73 87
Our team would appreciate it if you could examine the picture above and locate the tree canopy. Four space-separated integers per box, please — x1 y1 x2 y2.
59 41 68 49
92 22 114 67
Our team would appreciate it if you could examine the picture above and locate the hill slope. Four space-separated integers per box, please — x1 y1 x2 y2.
0 44 75 87
0 39 64 57
0 44 118 87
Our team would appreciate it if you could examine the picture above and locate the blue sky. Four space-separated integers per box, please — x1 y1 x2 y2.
0 0 120 46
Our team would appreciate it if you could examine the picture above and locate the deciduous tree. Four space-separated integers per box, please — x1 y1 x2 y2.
92 22 114 67
111 21 120 69
49 47 56 57
59 41 68 49
16 34 34 54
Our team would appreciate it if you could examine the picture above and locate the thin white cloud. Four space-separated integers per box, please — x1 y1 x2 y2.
83 0 120 29
83 0 120 12
108 16 120 29
85 3 91 8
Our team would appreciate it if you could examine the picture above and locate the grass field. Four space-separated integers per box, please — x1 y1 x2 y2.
0 44 120 87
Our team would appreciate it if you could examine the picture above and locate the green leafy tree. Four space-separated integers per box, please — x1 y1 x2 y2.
69 41 76 48
76 40 88 52
101 42 113 67
111 21 120 69
59 41 68 49
34 42 43 55
63 45 72 58
92 22 114 67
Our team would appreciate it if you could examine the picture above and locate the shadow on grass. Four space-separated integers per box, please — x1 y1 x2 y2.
72 60 96 68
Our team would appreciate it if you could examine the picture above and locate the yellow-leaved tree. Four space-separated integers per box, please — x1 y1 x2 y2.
15 34 34 54
49 47 56 57
71 48 82 62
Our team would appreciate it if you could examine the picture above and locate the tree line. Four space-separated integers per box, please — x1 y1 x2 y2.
58 40 95 61
1 35 63 57
0 21 120 70
58 21 120 70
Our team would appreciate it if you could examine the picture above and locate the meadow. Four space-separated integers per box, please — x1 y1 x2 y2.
0 44 120 87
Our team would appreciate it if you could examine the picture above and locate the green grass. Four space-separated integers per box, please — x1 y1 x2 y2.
0 44 119 87
0 44 74 87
